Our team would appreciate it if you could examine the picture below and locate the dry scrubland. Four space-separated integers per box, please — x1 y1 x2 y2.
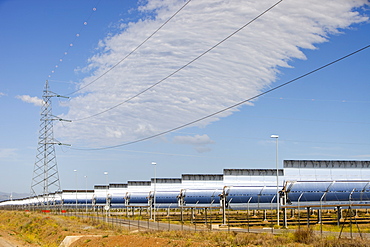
0 210 369 246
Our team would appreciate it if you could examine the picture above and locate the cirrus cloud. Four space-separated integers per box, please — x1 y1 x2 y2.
56 0 369 148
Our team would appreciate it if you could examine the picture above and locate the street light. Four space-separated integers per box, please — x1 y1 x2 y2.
104 171 109 222
74 170 77 211
84 175 88 213
152 162 157 222
104 171 109 205
270 135 279 226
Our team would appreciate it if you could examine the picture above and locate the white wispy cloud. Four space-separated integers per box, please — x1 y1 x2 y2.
173 134 215 146
173 134 215 153
0 92 5 97
56 0 369 147
15 95 43 107
352 154 370 159
0 148 17 159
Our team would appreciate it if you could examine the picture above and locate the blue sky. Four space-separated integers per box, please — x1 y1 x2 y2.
0 0 369 194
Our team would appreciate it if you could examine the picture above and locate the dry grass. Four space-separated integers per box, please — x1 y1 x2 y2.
0 210 370 246
0 210 118 246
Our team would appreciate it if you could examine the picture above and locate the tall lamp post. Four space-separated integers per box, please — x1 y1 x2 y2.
270 135 279 226
84 175 88 213
104 171 109 205
104 171 109 221
74 170 77 211
152 162 157 222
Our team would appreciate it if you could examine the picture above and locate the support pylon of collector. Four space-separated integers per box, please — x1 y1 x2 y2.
30 80 70 206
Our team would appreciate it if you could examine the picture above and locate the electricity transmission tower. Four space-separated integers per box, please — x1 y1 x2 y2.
30 80 69 204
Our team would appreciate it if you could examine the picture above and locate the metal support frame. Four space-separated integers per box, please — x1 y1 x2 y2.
220 186 230 225
30 81 69 206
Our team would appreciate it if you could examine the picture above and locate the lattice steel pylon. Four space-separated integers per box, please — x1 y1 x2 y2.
30 80 69 205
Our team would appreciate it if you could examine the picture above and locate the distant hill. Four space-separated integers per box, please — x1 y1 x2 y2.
0 192 29 202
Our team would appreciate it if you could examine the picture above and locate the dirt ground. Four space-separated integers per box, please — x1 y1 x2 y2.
0 229 38 247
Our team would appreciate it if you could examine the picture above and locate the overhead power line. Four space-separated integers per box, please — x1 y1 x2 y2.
70 44 370 151
265 97 370 104
70 0 284 121
66 0 193 96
